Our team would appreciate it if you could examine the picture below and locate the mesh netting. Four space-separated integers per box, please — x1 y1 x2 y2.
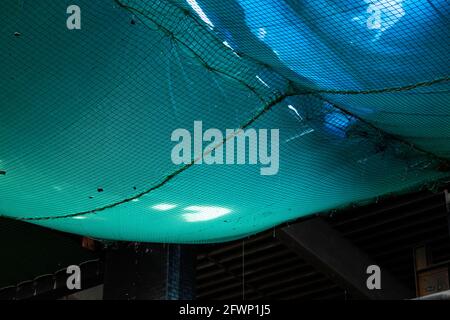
0 0 449 243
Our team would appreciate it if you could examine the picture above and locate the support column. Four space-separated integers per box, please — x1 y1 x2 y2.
103 243 196 300
445 190 450 235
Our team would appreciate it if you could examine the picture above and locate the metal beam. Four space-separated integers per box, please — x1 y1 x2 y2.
276 217 411 299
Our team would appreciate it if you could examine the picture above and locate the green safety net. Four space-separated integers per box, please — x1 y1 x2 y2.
0 0 449 243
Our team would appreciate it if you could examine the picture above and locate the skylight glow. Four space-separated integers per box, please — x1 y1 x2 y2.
288 104 303 121
183 206 231 222
186 0 214 28
152 203 177 211
256 75 270 88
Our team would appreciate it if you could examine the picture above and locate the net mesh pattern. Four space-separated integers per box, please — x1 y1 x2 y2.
0 0 449 242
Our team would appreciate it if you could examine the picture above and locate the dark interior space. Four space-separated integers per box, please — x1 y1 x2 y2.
1 185 449 300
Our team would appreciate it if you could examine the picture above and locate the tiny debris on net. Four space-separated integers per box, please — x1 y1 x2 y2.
97 187 104 192
14 32 21 37
0 170 6 175
437 161 450 172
